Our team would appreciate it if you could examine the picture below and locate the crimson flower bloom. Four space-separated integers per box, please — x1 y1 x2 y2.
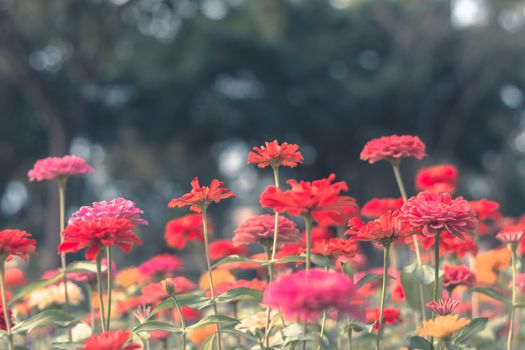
0 229 36 261
496 225 525 244
361 198 403 218
138 254 183 278
415 164 458 193
233 214 300 247
208 240 248 261
59 217 141 260
263 269 364 322
470 199 501 236
168 178 235 213
164 214 209 250
70 197 148 226
28 155 93 181
442 265 476 290
360 135 425 164
248 140 304 169
260 174 357 224
81 330 141 350
426 298 460 316
309 238 358 258
419 231 478 258
402 191 478 238
346 210 415 246
366 307 402 330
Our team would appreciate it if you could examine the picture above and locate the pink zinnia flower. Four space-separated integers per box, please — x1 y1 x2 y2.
138 254 183 278
496 225 525 244
233 214 300 247
402 191 478 238
28 155 93 181
262 269 364 322
70 197 148 226
426 298 460 316
360 135 425 164
248 140 304 169
443 265 475 290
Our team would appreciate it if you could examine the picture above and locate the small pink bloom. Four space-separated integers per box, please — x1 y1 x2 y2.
28 155 93 181
443 265 475 290
70 197 148 226
233 214 300 247
426 298 460 315
360 135 425 164
496 225 525 244
138 254 183 278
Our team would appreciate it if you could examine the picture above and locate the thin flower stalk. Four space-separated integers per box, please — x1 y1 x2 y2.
376 243 391 350
0 265 13 350
171 294 186 349
106 246 113 331
507 242 518 350
58 177 73 341
96 253 107 332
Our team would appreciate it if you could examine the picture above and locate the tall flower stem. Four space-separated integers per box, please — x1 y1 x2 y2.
57 178 73 341
96 253 107 332
376 244 391 350
304 213 313 270
316 266 330 350
201 209 222 350
171 294 186 349
433 232 440 303
106 246 113 331
390 161 426 322
507 243 518 350
86 284 95 329
0 263 13 350
347 328 353 350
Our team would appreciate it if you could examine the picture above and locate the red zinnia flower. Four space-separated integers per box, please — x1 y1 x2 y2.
28 155 93 181
360 135 425 164
361 198 403 218
366 307 402 330
496 225 525 244
391 282 405 302
260 174 357 224
59 217 141 260
167 178 235 213
426 298 460 316
0 229 36 261
81 330 140 350
248 140 304 169
402 191 478 238
209 240 248 261
415 164 458 193
164 214 209 250
346 210 415 246
309 238 358 258
138 254 183 278
443 265 475 290
419 231 478 258
470 199 501 236
233 214 300 247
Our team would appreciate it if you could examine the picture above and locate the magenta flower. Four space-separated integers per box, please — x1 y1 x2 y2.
262 269 364 322
69 197 148 226
360 135 425 164
138 254 183 278
233 214 300 247
426 298 460 316
28 155 93 181
401 191 478 238
443 265 476 290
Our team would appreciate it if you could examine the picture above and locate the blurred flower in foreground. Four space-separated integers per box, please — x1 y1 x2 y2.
81 329 140 350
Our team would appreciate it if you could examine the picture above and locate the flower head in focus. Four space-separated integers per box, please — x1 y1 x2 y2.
248 140 303 169
360 135 425 164
402 191 478 238
426 298 460 316
70 198 148 226
167 178 235 213
28 155 93 182
233 214 300 247
81 330 141 350
346 210 415 246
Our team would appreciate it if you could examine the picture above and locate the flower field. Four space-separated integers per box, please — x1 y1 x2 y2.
0 137 523 350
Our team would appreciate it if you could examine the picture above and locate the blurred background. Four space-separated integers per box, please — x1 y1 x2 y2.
1 0 525 272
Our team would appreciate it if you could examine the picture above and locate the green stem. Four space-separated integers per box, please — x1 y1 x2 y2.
316 266 330 350
507 244 518 350
302 322 308 350
171 295 186 349
434 232 440 302
86 283 95 330
106 246 113 331
58 178 73 341
201 209 222 350
263 244 272 349
96 252 107 332
0 263 13 350
347 328 352 350
376 244 391 350
304 213 313 270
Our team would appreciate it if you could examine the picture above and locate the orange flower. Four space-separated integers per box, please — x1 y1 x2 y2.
475 248 511 285
188 324 216 347
198 269 234 291
115 267 149 289
167 178 235 213
417 314 470 339
346 210 415 246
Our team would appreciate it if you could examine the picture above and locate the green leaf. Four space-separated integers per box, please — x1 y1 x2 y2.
453 317 488 345
186 314 240 331
472 288 509 305
355 273 395 288
215 287 262 303
212 255 261 269
409 336 433 350
133 321 183 334
269 255 305 265
403 263 436 285
12 310 78 334
400 265 439 318
310 254 331 267
341 261 353 277
344 321 373 333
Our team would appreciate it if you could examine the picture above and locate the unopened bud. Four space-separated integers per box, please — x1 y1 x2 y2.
161 278 176 296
